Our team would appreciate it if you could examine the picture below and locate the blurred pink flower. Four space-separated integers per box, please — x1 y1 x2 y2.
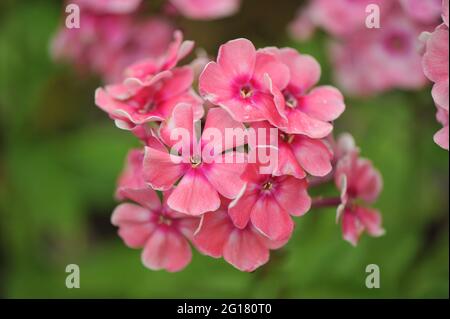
193 207 288 272
112 189 199 272
52 1 175 82
330 9 428 96
297 0 390 37
74 0 143 14
169 0 241 20
262 47 345 138
143 104 247 216
228 161 311 241
199 38 289 126
421 2 449 150
400 0 442 24
334 134 384 246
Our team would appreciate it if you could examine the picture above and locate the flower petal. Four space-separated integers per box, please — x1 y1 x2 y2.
143 146 188 190
299 86 345 122
217 38 256 79
250 196 294 241
292 136 333 177
168 169 221 215
223 227 270 272
193 210 233 257
273 176 311 217
141 229 192 272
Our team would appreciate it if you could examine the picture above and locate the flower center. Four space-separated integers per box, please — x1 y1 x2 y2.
240 85 253 99
284 92 298 108
158 215 172 226
190 155 202 168
138 102 154 114
262 181 273 190
280 133 295 144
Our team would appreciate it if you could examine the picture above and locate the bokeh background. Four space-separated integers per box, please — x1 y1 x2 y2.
0 0 448 298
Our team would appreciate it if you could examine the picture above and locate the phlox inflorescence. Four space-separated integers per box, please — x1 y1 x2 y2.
95 32 384 272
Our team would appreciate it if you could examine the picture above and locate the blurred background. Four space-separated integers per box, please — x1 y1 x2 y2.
0 0 448 298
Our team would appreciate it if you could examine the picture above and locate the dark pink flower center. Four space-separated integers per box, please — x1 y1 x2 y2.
283 91 298 108
280 132 295 144
262 180 273 190
190 154 202 168
158 214 172 226
383 31 411 56
240 85 253 99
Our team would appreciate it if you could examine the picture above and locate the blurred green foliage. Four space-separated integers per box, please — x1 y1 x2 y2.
0 0 448 298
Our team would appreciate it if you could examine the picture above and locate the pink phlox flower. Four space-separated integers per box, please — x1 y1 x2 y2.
143 103 247 216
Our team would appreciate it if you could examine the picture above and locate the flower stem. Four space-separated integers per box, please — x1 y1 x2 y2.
311 196 341 209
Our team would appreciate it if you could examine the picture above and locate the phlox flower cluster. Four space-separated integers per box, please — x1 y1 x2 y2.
95 32 385 272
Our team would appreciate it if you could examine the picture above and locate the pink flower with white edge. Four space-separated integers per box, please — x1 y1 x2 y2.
334 135 384 246
228 161 311 241
250 121 333 178
193 206 288 272
95 66 203 129
112 188 199 272
263 47 345 138
143 103 247 216
169 0 241 20
199 38 290 126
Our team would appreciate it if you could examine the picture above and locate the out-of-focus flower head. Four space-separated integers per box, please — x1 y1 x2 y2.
333 134 384 246
421 0 449 150
167 0 241 20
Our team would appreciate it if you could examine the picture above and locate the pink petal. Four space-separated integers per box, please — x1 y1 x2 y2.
216 97 266 122
159 103 198 152
170 0 240 20
155 67 194 101
292 137 333 177
434 124 449 150
193 210 233 257
217 38 256 79
250 196 294 241
143 146 189 190
341 210 362 246
284 109 333 138
199 62 233 103
141 229 192 272
355 207 385 237
223 227 270 272
432 79 449 111
228 185 258 229
111 203 153 226
272 142 306 179
201 107 247 153
279 48 321 92
299 86 345 122
111 203 156 248
423 25 449 83
167 169 221 215
253 51 290 90
353 158 383 203
273 176 311 217
202 152 247 199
